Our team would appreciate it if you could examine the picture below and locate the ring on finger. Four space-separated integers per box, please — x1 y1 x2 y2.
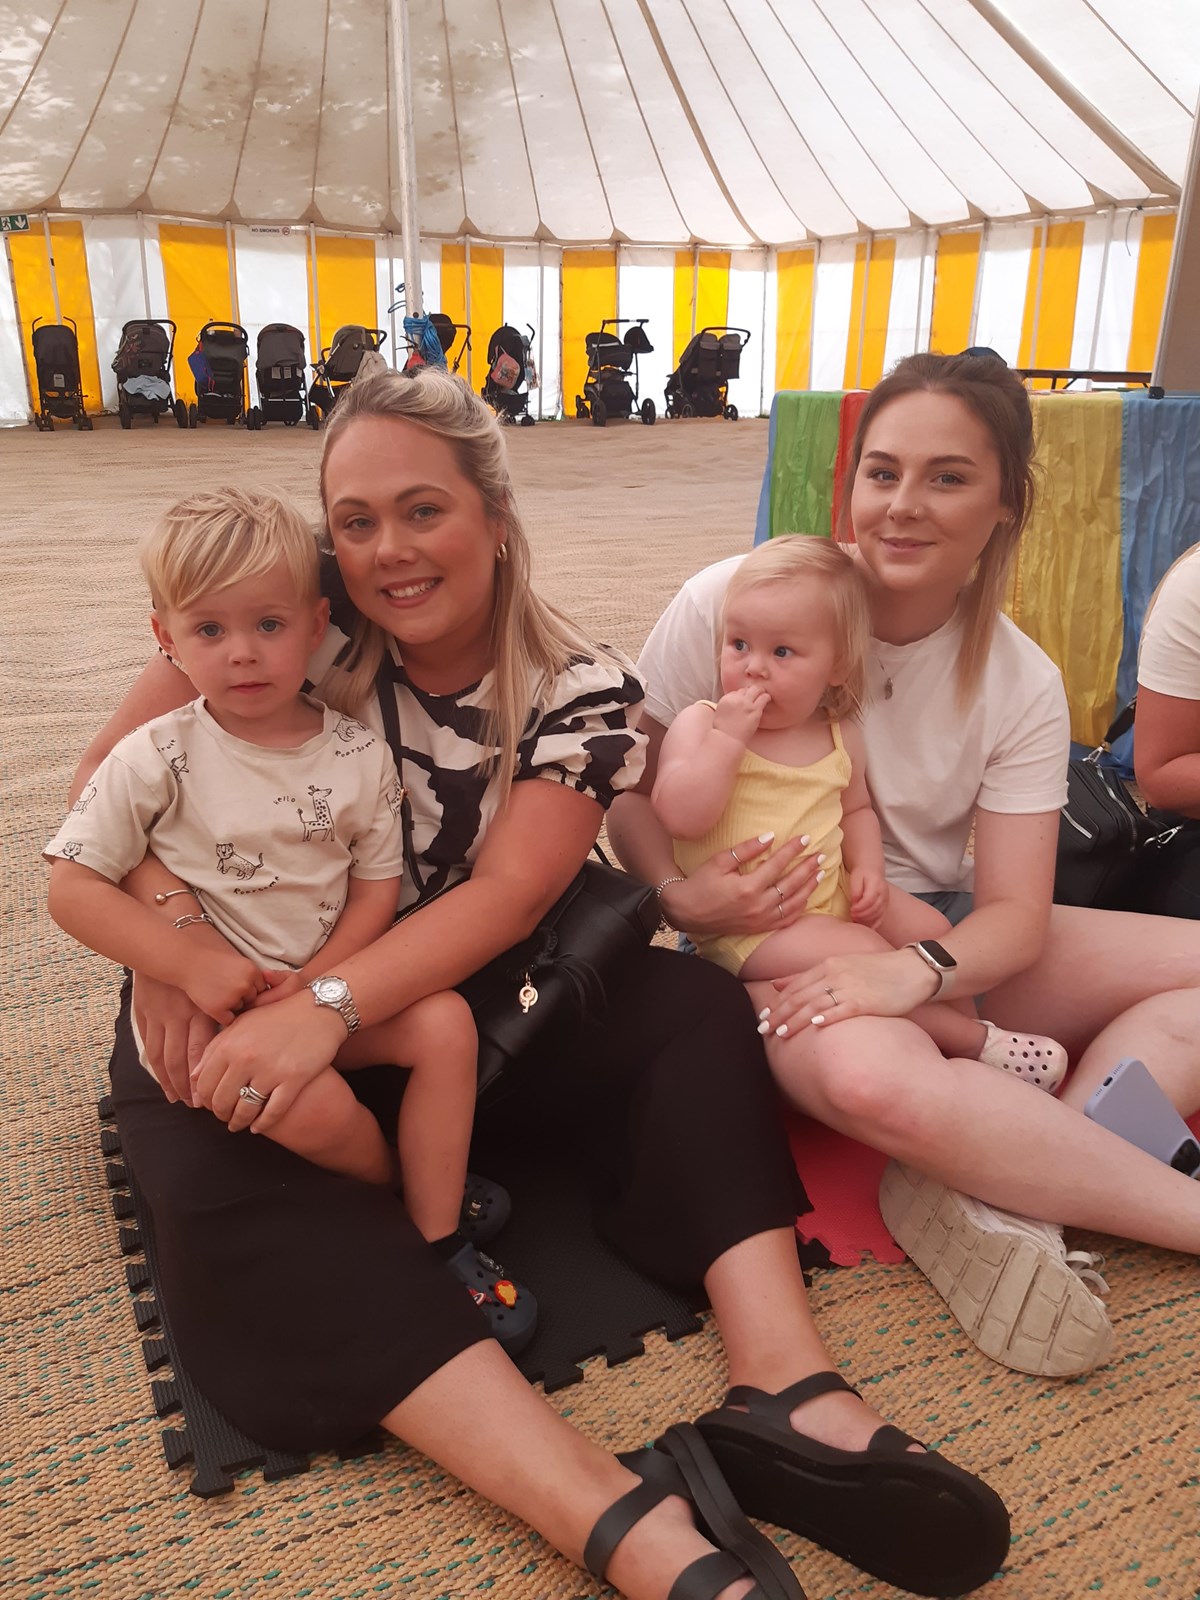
826 988 838 1006
730 846 742 865
238 1084 269 1106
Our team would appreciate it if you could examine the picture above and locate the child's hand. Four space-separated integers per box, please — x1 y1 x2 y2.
251 970 307 1008
713 685 770 744
850 867 889 929
183 948 268 1026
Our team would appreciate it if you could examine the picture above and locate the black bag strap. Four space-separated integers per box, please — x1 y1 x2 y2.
1103 697 1137 748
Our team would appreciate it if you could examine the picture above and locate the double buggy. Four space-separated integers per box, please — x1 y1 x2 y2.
664 326 750 420
112 320 189 429
575 319 655 428
30 318 91 431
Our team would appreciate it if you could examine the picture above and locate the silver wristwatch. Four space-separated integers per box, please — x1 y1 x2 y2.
308 975 361 1035
904 939 957 997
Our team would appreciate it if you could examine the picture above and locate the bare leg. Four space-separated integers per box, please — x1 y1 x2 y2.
382 1342 754 1599
986 903 1200 1115
340 991 478 1241
740 915 987 1061
260 1064 394 1185
751 994 1200 1254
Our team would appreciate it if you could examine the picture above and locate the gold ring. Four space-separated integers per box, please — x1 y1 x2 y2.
729 846 742 865
826 988 838 1006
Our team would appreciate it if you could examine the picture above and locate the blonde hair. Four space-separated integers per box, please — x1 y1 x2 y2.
318 366 617 804
724 535 871 720
141 487 320 614
838 351 1036 706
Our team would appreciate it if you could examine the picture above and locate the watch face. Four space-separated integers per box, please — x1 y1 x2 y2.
313 977 348 1004
918 940 957 970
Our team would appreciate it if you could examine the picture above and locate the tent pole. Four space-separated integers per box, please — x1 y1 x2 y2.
691 243 699 339
225 221 239 323
537 242 545 420
309 224 322 359
914 229 929 353
386 232 398 366
388 0 422 316
1087 206 1116 376
136 212 151 317
1154 96 1200 392
464 235 472 384
968 221 988 347
42 214 62 323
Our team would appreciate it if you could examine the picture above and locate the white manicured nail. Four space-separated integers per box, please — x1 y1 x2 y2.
757 1020 771 1035
815 869 825 883
816 853 827 865
758 1007 770 1020
775 1024 789 1038
758 831 775 844
799 835 811 846
812 1014 825 1026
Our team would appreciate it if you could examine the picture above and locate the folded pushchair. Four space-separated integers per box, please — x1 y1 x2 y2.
188 322 250 427
664 326 750 420
112 320 188 429
481 323 535 425
575 319 655 427
308 325 387 426
249 323 309 428
31 318 91 431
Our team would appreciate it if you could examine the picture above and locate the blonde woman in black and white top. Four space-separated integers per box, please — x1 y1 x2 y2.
71 368 1007 1600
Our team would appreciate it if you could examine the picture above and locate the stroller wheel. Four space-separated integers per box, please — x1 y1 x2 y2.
174 399 189 429
187 403 198 429
81 414 93 431
119 402 132 430
591 397 607 427
679 401 695 419
152 410 160 424
640 398 656 426
575 397 588 420
307 410 321 430
724 403 739 421
520 413 535 427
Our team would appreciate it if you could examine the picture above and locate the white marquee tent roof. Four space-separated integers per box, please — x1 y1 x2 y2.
2 0 1198 246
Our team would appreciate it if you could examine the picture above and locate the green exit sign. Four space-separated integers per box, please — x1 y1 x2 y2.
0 214 30 233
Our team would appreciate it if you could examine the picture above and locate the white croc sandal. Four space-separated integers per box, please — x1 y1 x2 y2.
977 1022 1067 1092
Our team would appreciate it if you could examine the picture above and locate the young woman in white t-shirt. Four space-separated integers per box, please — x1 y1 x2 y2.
610 350 1200 1382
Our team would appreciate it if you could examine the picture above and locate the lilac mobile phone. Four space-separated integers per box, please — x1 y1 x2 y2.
1084 1058 1200 1177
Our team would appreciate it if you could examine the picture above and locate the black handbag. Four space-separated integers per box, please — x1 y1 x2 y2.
377 678 659 1097
1054 701 1163 910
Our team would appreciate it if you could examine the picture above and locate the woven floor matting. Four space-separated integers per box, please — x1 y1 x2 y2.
3 417 1198 1599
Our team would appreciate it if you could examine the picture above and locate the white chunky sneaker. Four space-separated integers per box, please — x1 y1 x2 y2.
976 1022 1068 1092
878 1160 1114 1378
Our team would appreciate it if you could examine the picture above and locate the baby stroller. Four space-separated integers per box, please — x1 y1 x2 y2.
401 312 471 376
112 319 189 429
481 323 536 425
664 326 751 420
248 323 309 428
30 318 91 431
308 324 387 426
575 319 655 427
189 322 250 427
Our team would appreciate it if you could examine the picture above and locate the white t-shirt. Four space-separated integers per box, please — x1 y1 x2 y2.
45 697 404 969
1137 543 1200 700
638 554 1070 894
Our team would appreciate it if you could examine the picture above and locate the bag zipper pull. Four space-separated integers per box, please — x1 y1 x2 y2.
518 972 539 1014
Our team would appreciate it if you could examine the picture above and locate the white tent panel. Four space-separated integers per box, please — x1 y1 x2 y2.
605 0 751 246
0 243 30 423
0 1 58 124
810 238 856 389
233 0 326 224
1070 211 1116 374
407 0 468 236
535 247 562 418
1000 0 1193 182
617 249 674 408
725 249 769 416
1093 207 1142 369
313 0 392 231
84 216 150 410
500 246 540 407
376 238 402 367
882 231 933 372
973 222 1035 366
1089 0 1200 114
233 229 310 402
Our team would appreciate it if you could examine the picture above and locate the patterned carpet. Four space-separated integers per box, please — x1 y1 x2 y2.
2 415 1198 1599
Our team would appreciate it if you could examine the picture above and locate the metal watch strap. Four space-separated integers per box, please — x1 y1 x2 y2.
311 978 361 1035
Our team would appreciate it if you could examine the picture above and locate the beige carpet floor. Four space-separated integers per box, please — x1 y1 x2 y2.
2 413 1198 1600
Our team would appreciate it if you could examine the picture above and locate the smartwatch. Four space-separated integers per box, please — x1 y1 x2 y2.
904 939 957 997
308 975 361 1036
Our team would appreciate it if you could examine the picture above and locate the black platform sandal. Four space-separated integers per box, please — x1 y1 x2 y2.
695 1373 1010 1598
584 1423 806 1599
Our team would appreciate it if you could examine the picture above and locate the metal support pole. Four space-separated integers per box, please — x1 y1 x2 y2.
1154 92 1200 391
691 243 699 339
136 212 151 316
914 230 930 353
968 221 988 347
387 0 423 316
1087 206 1117 373
225 221 239 321
42 214 62 322
309 223 322 358
386 231 398 366
463 234 472 384
536 242 545 420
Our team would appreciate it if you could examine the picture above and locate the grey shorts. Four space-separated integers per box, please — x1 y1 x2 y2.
912 889 975 926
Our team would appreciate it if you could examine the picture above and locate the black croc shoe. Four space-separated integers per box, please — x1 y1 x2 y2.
459 1172 511 1244
695 1372 1010 1598
585 1424 806 1599
443 1240 537 1356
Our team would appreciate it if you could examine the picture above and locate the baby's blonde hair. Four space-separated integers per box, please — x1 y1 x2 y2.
140 487 320 614
723 535 871 720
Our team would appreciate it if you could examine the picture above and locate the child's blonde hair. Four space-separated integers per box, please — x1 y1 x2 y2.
723 535 871 720
140 487 320 614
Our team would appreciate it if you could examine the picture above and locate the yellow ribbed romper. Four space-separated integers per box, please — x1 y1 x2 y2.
672 714 852 976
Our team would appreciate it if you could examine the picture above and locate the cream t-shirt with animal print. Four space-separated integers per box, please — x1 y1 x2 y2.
45 696 405 972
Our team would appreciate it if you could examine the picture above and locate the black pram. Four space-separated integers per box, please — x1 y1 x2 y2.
249 323 308 429
481 323 535 425
575 319 655 427
31 318 90 431
664 326 750 420
308 325 386 426
189 322 250 427
112 320 188 429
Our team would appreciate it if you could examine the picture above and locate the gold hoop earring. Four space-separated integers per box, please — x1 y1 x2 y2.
496 542 508 564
